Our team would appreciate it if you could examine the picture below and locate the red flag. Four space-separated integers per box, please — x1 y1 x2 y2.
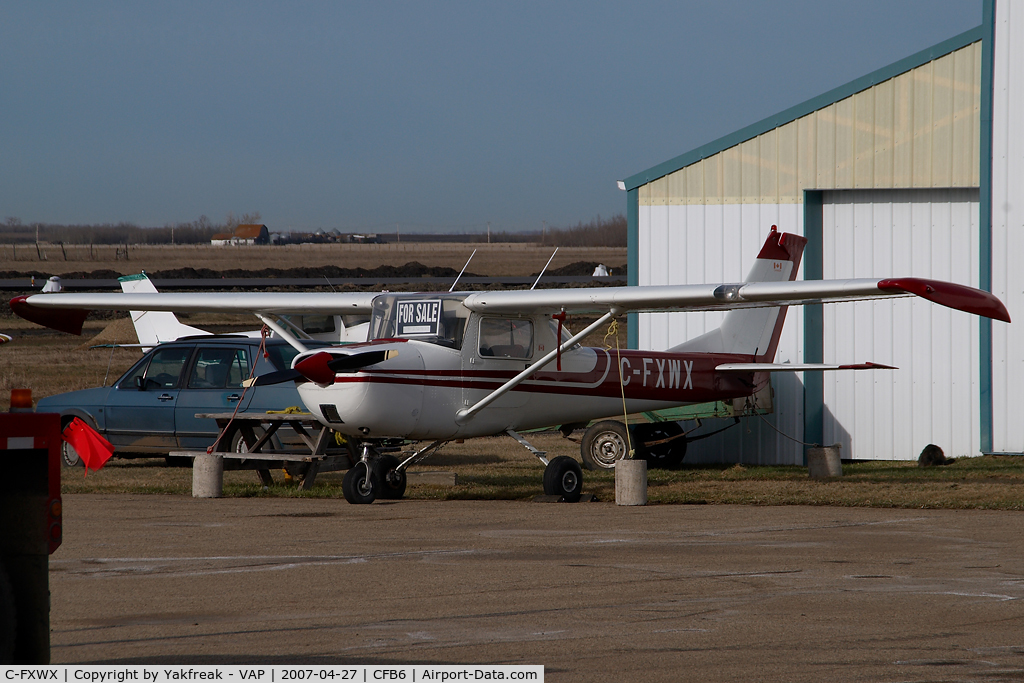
62 417 115 474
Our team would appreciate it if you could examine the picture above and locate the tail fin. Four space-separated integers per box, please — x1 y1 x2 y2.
118 273 209 349
672 226 806 361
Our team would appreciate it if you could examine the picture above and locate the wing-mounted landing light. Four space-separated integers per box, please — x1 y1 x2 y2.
243 349 399 388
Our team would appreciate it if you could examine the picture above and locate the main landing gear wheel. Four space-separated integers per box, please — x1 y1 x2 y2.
581 420 630 470
342 462 377 504
632 422 687 469
374 454 407 500
543 456 583 502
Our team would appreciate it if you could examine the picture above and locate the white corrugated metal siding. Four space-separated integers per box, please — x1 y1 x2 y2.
638 203 805 465
990 0 1024 453
635 38 985 463
821 189 981 460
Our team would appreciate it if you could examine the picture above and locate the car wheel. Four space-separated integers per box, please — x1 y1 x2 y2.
61 439 83 468
581 420 630 470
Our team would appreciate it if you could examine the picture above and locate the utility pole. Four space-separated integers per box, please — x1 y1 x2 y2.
487 222 491 244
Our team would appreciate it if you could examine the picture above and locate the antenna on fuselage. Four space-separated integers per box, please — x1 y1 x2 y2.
531 247 559 290
449 249 477 292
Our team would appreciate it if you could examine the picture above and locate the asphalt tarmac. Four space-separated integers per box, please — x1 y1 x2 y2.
50 495 1024 682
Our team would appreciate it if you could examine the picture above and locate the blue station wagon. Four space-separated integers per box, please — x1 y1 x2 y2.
37 336 332 466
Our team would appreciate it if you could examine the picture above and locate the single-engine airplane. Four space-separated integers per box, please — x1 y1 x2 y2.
11 227 1010 503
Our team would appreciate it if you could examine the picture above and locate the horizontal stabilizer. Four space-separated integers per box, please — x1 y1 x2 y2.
716 361 897 372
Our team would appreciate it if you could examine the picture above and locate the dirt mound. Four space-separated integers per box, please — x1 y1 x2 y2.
79 317 139 350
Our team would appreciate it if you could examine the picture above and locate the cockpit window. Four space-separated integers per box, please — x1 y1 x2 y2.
370 294 470 349
479 318 533 359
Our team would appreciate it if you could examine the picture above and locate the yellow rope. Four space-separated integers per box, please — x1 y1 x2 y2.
606 319 635 459
266 406 310 414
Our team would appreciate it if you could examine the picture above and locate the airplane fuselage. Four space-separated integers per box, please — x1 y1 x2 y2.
296 336 762 441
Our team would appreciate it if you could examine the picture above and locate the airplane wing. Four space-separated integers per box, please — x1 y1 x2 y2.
9 272 1010 336
461 277 1011 322
9 292 379 335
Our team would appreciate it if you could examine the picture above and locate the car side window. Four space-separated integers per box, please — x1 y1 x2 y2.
478 318 533 359
187 347 250 389
119 346 191 390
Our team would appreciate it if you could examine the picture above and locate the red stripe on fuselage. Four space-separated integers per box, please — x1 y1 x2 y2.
329 350 757 403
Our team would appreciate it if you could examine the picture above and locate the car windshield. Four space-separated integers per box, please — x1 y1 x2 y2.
369 293 470 348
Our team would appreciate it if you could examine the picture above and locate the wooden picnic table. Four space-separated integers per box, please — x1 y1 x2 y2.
169 412 356 491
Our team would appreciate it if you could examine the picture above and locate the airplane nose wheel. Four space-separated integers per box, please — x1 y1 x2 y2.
342 458 378 504
543 456 583 502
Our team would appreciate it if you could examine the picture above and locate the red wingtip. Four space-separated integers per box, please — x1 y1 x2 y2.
9 295 90 335
878 278 1011 323
294 351 337 386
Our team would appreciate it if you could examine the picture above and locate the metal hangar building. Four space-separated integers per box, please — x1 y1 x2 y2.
621 0 1023 464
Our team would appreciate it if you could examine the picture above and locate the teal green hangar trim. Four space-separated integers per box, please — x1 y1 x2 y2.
621 25 984 192
979 0 996 453
802 191 824 459
627 187 639 349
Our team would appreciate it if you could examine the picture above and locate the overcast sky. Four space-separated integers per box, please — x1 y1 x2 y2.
0 1 982 233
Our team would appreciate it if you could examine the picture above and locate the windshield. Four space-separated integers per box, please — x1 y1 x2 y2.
370 293 470 348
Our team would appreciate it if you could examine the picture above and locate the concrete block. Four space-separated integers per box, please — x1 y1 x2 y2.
192 454 224 498
807 445 842 479
615 458 647 506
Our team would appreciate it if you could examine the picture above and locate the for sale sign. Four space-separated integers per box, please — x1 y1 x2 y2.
396 299 441 336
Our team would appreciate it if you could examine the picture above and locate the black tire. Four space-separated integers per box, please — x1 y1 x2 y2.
342 463 377 504
61 439 83 468
374 454 407 500
543 456 583 502
0 563 14 665
633 422 687 469
581 420 630 470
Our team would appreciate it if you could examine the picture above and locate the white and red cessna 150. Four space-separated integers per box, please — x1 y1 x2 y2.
11 227 1011 503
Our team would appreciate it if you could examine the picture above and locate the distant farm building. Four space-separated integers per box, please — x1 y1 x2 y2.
211 224 270 246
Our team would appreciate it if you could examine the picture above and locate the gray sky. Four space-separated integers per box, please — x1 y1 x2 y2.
1 1 982 234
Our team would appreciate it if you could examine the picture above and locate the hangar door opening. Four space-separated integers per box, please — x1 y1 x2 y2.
819 188 981 460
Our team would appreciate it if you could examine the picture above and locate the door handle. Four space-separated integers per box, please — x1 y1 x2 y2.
227 394 242 402
158 394 175 401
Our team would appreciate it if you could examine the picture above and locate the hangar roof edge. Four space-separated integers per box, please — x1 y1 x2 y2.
622 25 985 192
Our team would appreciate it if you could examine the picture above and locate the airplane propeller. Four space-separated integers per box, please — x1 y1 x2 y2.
243 349 398 387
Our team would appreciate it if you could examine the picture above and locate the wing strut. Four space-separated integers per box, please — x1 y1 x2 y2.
255 313 309 353
455 309 619 424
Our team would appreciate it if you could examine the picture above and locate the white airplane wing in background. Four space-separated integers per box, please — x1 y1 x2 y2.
10 291 380 335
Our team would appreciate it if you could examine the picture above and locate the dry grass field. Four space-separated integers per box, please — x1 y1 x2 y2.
1 241 627 277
